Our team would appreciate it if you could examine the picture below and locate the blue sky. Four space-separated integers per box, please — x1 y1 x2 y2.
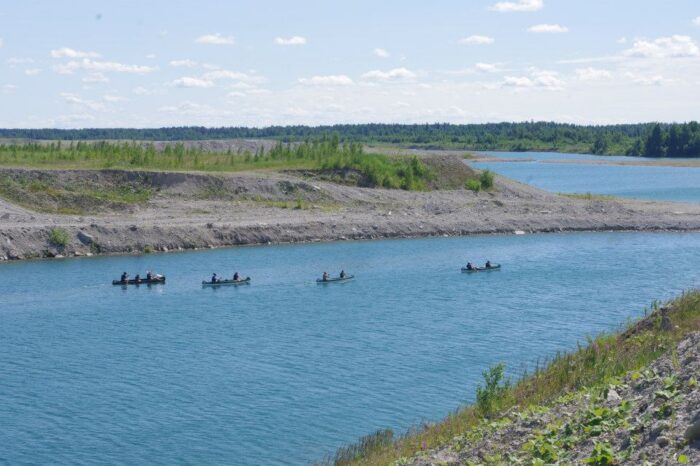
1 0 700 127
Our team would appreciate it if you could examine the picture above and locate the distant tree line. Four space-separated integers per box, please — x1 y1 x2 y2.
1 122 699 157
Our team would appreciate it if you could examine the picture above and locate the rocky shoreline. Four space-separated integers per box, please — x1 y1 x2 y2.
2 167 700 262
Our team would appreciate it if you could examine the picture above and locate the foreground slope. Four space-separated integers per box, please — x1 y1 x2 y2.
332 292 700 466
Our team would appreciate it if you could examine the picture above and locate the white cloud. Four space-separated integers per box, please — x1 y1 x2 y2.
132 86 151 95
503 76 534 87
459 35 495 45
24 68 41 76
82 73 109 83
146 54 156 59
361 67 417 81
170 77 214 88
195 33 235 45
103 94 127 102
158 101 235 120
528 24 568 33
298 75 354 86
228 82 256 90
60 92 105 111
693 16 700 26
475 63 499 73
617 37 628 44
490 0 543 12
625 72 668 86
50 47 100 58
54 59 158 74
202 70 265 83
374 48 390 58
624 35 700 59
274 36 307 46
170 59 198 68
576 67 612 81
503 70 564 90
7 57 34 65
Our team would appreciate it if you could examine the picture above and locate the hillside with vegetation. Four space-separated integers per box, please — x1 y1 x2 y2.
0 138 458 191
325 291 700 465
2 122 700 157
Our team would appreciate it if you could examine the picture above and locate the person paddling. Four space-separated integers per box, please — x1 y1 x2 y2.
322 272 330 281
120 272 128 283
485 260 492 269
146 270 153 280
466 262 474 270
134 273 141 283
233 272 240 281
211 273 218 283
340 270 346 279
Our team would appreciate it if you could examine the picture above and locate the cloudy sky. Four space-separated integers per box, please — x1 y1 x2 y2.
1 0 700 128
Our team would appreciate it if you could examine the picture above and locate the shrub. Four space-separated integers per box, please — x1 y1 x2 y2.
48 228 70 247
475 363 510 417
143 244 154 254
327 429 394 466
465 179 481 192
584 442 616 465
479 170 495 190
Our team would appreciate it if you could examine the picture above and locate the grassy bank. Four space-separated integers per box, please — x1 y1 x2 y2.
326 291 700 465
0 172 152 214
561 192 619 201
0 139 439 191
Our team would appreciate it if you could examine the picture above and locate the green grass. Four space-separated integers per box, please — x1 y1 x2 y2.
48 228 70 247
561 192 619 201
0 174 153 214
465 170 495 192
331 290 700 466
465 179 482 192
0 139 434 191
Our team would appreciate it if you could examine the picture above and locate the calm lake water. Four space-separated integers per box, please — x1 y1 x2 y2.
472 151 700 203
3 232 700 464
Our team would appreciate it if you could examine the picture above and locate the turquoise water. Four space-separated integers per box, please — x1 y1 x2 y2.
3 232 700 464
473 151 700 203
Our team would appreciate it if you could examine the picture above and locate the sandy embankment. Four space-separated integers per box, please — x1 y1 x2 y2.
1 166 700 261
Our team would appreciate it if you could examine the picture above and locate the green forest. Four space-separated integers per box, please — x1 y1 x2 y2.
0 138 433 190
1 122 700 157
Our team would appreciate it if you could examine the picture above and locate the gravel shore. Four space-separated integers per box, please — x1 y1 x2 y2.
2 167 700 261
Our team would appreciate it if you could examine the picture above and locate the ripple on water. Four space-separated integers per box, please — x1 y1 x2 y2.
1 232 700 464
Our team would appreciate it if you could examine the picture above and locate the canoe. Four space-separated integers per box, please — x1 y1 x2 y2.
461 264 501 273
202 277 251 286
112 276 166 285
316 275 354 283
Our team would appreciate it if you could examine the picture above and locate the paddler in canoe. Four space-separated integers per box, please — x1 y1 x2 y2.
120 272 129 283
233 272 240 281
211 273 219 284
465 262 475 271
321 271 330 282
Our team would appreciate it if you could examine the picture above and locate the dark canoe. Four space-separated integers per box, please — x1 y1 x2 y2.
461 264 501 273
316 275 354 283
202 277 251 286
112 276 166 285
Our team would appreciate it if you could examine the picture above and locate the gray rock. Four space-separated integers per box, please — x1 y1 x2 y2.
77 231 95 245
656 436 670 448
7 250 23 260
607 389 622 401
0 213 9 220
650 421 671 438
684 416 700 443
